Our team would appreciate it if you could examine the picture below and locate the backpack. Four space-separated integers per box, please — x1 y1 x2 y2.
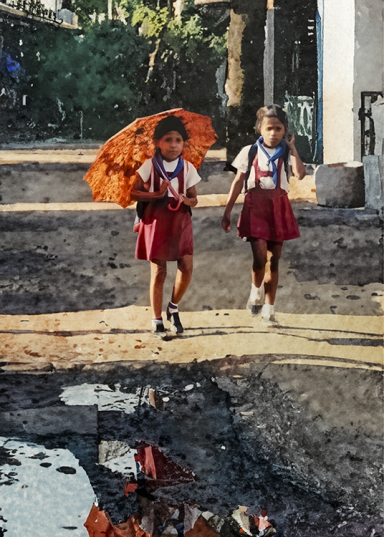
244 142 290 193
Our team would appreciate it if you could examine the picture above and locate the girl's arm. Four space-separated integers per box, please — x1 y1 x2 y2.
221 171 245 232
286 133 306 180
181 185 198 207
130 174 168 201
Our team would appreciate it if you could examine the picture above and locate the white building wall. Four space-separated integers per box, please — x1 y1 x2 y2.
40 0 61 11
322 0 355 163
354 0 384 159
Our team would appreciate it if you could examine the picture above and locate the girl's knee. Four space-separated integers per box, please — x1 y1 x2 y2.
269 253 281 272
151 262 167 282
268 243 282 270
177 256 193 275
252 254 267 271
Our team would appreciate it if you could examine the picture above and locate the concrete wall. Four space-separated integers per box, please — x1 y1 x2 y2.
323 0 384 164
354 0 384 159
322 0 355 163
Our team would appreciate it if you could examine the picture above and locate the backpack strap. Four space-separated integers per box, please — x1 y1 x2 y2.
244 143 258 194
244 142 291 192
282 144 290 181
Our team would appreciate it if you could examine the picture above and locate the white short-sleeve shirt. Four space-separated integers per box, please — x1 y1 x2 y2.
232 144 291 192
137 158 201 198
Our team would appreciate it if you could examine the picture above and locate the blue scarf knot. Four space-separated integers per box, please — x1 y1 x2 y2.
152 151 184 181
256 137 287 186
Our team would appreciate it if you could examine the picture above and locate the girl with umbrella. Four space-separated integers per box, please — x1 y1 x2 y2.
130 116 202 335
221 104 306 326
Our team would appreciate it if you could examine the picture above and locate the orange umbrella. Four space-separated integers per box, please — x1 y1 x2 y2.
84 108 218 208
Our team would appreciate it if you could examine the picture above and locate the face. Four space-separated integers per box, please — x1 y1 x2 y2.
156 130 184 161
259 117 286 148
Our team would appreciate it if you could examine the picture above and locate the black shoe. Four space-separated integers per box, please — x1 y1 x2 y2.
152 320 165 334
166 307 183 334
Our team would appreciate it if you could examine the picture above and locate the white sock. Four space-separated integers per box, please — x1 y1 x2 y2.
249 283 263 301
261 304 274 316
152 318 163 325
168 301 178 313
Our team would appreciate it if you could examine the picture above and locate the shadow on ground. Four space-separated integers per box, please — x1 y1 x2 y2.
0 205 382 316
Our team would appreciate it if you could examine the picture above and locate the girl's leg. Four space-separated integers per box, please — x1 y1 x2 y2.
171 254 193 305
167 255 193 334
250 238 268 287
264 241 283 305
150 259 167 318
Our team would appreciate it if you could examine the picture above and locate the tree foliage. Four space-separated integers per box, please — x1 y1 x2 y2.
16 0 228 141
128 0 228 137
65 0 108 28
21 20 149 139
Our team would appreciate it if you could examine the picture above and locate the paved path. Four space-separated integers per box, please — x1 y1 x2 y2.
0 148 382 373
0 306 382 372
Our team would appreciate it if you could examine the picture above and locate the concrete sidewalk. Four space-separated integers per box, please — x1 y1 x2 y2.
0 306 382 373
0 147 382 374
0 146 318 203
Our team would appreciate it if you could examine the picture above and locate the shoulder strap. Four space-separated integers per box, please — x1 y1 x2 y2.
283 144 290 181
244 143 258 194
244 143 290 191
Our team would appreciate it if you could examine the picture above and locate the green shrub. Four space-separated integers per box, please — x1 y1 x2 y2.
21 20 149 139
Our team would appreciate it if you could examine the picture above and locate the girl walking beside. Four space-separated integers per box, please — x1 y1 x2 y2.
131 116 201 335
222 105 306 325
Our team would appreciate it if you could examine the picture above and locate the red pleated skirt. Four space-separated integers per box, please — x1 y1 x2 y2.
135 199 193 261
237 187 300 242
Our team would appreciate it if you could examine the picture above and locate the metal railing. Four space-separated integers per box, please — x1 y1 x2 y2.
1 0 63 24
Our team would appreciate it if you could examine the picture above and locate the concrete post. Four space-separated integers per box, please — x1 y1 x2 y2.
173 0 185 18
225 9 247 108
224 0 266 163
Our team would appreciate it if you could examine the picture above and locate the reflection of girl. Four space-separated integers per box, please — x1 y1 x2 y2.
131 116 201 335
254 510 276 536
222 105 306 325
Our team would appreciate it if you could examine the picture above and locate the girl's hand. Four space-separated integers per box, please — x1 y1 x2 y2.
155 181 168 198
221 212 231 232
182 186 198 207
181 194 196 207
285 131 296 151
286 132 306 180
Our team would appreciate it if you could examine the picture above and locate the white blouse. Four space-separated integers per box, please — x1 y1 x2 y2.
232 144 291 192
137 158 201 198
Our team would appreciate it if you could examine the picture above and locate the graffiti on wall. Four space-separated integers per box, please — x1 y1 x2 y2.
284 93 316 162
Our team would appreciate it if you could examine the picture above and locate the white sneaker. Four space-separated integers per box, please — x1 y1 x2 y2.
246 284 265 314
261 304 278 326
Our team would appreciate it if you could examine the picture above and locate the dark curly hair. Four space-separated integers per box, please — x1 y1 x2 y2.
255 104 288 133
153 116 189 141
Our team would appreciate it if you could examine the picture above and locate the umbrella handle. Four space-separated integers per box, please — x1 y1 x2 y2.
168 197 183 211
165 181 183 211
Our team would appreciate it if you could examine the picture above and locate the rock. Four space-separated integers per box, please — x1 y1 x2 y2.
84 504 149 537
315 162 365 207
363 155 384 213
185 515 220 537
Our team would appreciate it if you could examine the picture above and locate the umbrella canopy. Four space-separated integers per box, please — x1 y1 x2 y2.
84 108 218 208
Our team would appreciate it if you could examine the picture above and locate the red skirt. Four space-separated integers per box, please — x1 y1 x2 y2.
135 199 193 261
237 188 300 242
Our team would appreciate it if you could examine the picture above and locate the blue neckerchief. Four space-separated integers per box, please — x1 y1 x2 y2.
152 151 184 181
256 137 287 186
